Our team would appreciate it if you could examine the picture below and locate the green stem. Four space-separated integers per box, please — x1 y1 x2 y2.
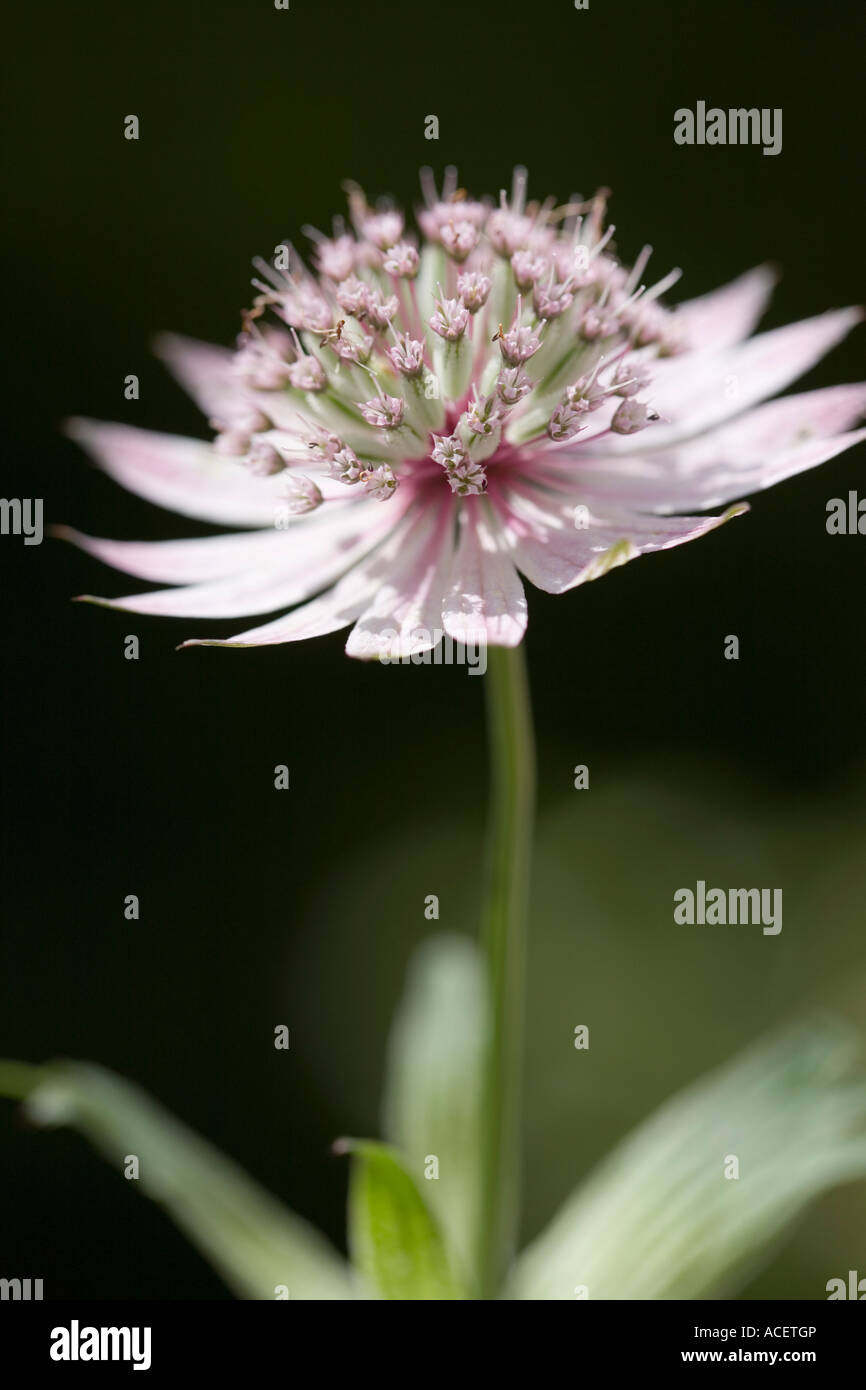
0 1060 44 1099
476 643 536 1299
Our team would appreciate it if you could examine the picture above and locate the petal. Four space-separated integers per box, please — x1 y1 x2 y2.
66 420 295 527
55 525 300 584
561 384 866 514
180 575 374 649
345 499 456 660
442 500 527 647
670 265 777 352
155 333 305 434
687 381 866 452
594 308 863 455
71 502 404 618
494 486 747 594
154 334 244 419
182 502 424 648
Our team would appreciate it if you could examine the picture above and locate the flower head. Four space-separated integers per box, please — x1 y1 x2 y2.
65 168 865 659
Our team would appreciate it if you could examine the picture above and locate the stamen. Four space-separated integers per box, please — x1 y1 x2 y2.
643 267 683 303
625 245 653 296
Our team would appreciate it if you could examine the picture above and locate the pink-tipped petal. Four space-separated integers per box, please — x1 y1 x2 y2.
179 574 374 649
442 501 527 646
180 502 424 648
67 420 296 527
597 308 863 454
746 427 866 494
345 500 456 660
560 384 866 513
70 502 403 618
154 333 304 434
676 381 866 455
56 525 299 584
671 265 777 352
495 486 747 594
154 334 242 418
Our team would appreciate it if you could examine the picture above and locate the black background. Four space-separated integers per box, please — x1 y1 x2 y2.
1 0 865 1299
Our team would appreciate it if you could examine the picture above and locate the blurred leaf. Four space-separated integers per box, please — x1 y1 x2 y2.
341 1139 465 1299
0 1059 357 1300
508 1021 866 1300
381 932 486 1285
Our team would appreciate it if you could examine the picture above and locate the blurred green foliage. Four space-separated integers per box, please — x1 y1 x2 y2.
290 755 866 1299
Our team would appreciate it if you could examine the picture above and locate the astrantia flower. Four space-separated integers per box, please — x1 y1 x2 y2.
62 167 865 657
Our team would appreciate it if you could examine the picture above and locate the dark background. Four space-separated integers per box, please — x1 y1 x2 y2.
1 0 865 1299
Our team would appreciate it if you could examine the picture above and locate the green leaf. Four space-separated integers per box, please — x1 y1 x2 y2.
0 1059 356 1300
381 933 486 1286
507 1021 866 1300
341 1139 465 1299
